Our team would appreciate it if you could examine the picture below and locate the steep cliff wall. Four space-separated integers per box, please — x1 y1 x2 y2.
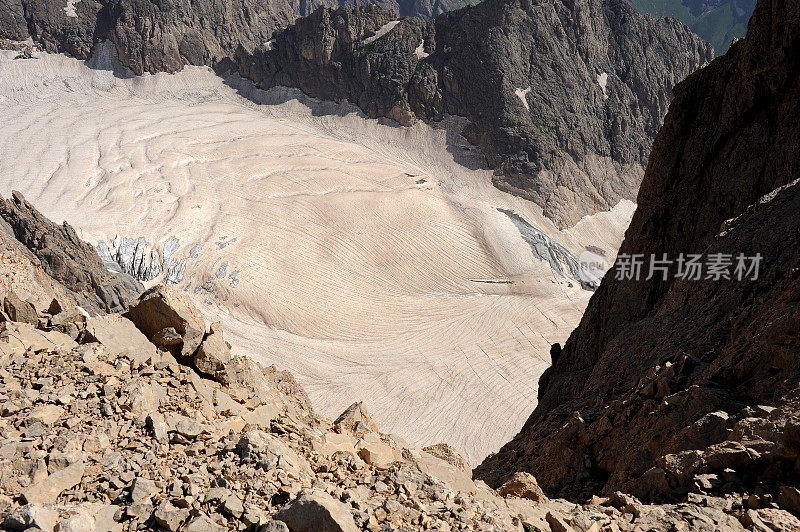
477 0 800 505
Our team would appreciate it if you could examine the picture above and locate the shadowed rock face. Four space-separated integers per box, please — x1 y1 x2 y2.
0 0 475 74
476 0 800 503
0 192 142 313
236 0 713 227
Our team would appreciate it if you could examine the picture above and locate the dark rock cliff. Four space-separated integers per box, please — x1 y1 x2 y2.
0 0 474 74
0 192 143 314
476 0 800 506
236 0 713 227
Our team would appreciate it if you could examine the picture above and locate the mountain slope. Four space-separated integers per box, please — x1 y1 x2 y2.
236 0 712 228
0 0 474 74
630 0 756 53
476 0 800 508
0 192 142 313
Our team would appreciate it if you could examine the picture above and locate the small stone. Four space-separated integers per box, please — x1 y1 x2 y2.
182 514 226 532
3 504 59 532
223 494 244 518
130 477 159 502
153 501 189 531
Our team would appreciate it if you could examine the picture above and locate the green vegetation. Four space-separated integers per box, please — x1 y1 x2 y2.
630 0 752 54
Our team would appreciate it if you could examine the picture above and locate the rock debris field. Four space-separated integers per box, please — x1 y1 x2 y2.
0 48 633 465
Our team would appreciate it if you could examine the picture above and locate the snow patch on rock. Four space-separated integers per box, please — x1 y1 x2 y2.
363 21 400 45
63 0 78 17
414 40 429 59
514 87 531 111
597 72 609 100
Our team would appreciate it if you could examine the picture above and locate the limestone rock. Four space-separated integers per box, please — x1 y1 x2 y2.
3 291 38 325
274 491 359 532
194 325 232 375
422 443 469 472
153 501 189 531
130 478 159 503
182 514 226 532
356 433 396 470
3 504 59 531
84 314 156 364
334 402 378 437
498 472 548 502
127 285 206 357
22 462 86 504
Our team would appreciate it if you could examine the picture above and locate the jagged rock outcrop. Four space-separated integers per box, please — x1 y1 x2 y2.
476 0 800 512
0 0 473 75
236 0 713 227
0 217 74 314
0 192 142 314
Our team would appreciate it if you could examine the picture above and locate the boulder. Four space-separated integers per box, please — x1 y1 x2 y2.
497 472 548 502
314 432 356 459
153 501 189 531
26 405 64 426
333 402 378 437
129 478 159 502
356 433 396 470
236 430 311 475
182 514 226 532
4 291 38 324
194 325 231 376
274 491 359 532
259 521 290 532
408 449 478 495
84 314 156 364
422 443 469 472
778 486 800 514
22 461 86 504
50 308 87 330
3 504 59 531
126 285 205 357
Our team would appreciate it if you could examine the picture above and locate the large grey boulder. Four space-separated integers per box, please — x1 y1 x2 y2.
274 491 359 532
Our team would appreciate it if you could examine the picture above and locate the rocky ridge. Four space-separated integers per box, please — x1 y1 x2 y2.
0 193 142 314
4 282 798 531
236 0 713 227
476 0 800 519
0 0 471 76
